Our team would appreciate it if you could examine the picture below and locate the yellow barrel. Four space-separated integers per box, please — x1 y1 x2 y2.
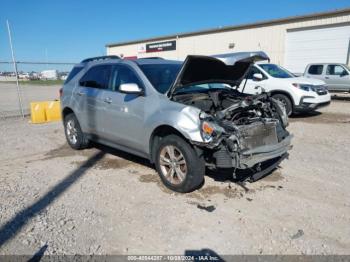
30 102 49 124
46 100 62 122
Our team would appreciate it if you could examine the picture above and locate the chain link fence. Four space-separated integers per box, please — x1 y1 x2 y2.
0 61 75 118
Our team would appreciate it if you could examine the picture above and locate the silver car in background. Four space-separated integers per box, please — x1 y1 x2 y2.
60 52 292 193
304 63 350 92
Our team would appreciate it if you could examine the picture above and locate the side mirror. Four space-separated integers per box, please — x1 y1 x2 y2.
119 83 143 94
340 70 349 77
253 73 263 81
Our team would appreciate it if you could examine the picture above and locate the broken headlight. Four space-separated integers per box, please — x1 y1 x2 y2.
201 121 224 142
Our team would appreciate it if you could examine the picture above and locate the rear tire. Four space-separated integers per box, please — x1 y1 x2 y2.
154 135 205 193
272 94 293 116
64 113 89 150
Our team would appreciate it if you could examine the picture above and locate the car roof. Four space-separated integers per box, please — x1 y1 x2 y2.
307 63 346 66
132 58 182 65
75 57 182 68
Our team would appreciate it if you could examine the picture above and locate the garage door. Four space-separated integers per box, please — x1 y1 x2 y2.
284 23 350 74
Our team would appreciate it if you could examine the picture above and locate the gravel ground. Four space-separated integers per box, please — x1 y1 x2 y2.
0 101 349 256
0 83 60 117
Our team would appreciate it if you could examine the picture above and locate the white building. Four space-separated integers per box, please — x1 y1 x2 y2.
106 8 350 74
40 70 58 80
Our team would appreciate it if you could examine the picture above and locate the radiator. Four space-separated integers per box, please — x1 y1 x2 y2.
238 121 278 150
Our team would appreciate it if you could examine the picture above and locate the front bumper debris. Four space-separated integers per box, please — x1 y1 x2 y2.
239 135 293 168
248 153 289 182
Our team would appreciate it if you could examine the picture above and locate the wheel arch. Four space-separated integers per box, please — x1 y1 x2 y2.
270 90 295 108
149 125 190 163
62 107 75 120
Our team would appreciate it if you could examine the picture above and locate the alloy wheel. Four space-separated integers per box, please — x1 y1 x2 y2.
66 119 78 145
159 145 187 185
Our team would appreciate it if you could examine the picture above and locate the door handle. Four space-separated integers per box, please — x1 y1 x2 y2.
103 97 112 104
325 77 329 79
77 90 85 96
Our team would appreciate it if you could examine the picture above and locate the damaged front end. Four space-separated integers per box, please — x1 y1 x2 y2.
170 52 292 181
195 92 292 181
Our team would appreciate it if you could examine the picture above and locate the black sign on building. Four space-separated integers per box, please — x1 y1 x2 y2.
146 40 176 53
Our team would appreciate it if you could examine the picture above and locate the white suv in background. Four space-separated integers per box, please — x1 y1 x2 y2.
238 63 331 115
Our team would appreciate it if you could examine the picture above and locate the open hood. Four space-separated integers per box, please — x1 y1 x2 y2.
168 51 269 97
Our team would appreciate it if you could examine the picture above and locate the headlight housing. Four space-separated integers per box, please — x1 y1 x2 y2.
200 121 224 142
292 83 315 92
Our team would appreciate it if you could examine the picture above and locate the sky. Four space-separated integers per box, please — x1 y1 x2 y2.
1 0 350 67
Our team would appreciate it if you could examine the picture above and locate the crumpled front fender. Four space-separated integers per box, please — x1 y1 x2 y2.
146 103 205 144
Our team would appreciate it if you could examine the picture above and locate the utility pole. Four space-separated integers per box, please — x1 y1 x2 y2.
6 20 24 118
45 48 48 69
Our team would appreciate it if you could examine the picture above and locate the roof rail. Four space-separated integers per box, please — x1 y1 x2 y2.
140 57 164 59
81 55 120 63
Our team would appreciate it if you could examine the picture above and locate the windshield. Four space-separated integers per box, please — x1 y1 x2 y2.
139 64 181 94
173 83 232 95
259 64 294 78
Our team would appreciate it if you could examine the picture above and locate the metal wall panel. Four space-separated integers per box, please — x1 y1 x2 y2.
107 13 350 68
284 23 350 73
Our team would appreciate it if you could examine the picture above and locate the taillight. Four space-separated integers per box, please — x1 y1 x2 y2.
59 88 63 98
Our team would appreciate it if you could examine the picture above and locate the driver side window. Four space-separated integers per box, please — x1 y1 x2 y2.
110 65 143 92
326 65 348 76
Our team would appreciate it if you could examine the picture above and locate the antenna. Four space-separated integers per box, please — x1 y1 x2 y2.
45 48 48 69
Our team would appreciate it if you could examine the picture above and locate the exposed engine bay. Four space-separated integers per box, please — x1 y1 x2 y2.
172 88 289 130
173 88 292 180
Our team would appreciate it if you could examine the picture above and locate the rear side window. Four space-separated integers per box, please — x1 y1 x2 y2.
65 66 83 84
308 65 323 75
79 65 112 89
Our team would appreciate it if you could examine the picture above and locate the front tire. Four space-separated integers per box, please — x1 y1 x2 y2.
155 135 205 193
64 113 89 150
272 94 293 116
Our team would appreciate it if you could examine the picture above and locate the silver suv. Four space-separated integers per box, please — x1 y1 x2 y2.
61 52 292 193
